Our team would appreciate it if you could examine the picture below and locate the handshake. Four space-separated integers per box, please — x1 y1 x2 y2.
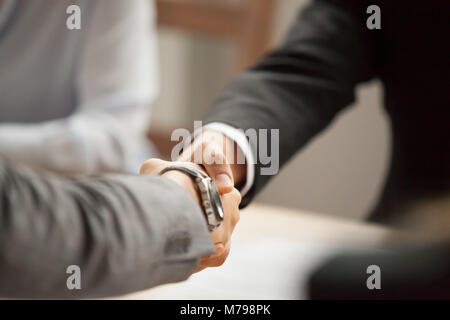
140 130 246 272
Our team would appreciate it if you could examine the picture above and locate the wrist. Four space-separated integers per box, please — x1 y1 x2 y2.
162 170 201 206
160 164 225 232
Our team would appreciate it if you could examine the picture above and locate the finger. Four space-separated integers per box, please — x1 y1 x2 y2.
200 245 231 268
229 188 242 208
178 135 234 194
201 143 234 194
209 225 226 251
220 189 241 229
139 158 169 175
198 243 224 264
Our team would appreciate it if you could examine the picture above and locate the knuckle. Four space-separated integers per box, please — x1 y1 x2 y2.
232 210 241 225
232 189 242 204
139 160 152 174
139 158 162 175
212 251 229 267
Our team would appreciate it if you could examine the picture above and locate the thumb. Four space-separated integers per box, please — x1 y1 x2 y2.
202 145 234 194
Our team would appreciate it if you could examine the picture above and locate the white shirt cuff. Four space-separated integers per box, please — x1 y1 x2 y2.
196 122 255 197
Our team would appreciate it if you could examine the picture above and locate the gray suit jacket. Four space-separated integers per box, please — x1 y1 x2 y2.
0 158 214 298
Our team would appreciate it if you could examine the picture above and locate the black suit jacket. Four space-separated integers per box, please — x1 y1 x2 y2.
204 0 450 222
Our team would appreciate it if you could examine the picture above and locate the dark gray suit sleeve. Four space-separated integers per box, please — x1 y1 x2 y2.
0 158 214 298
203 0 377 206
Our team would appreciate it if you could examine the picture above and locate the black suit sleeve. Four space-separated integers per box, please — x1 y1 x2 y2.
204 0 377 206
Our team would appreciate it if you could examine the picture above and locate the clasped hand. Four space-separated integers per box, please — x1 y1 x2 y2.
140 131 242 272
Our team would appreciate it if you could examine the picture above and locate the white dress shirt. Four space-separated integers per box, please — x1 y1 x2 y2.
0 0 159 174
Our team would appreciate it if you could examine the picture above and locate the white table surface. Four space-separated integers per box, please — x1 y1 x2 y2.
117 204 398 300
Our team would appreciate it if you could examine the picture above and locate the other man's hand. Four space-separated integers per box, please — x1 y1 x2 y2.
178 130 246 195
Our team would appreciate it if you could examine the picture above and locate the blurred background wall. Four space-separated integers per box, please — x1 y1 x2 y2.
151 0 391 220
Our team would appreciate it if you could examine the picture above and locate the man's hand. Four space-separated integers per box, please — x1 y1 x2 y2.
139 159 241 271
178 130 246 195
